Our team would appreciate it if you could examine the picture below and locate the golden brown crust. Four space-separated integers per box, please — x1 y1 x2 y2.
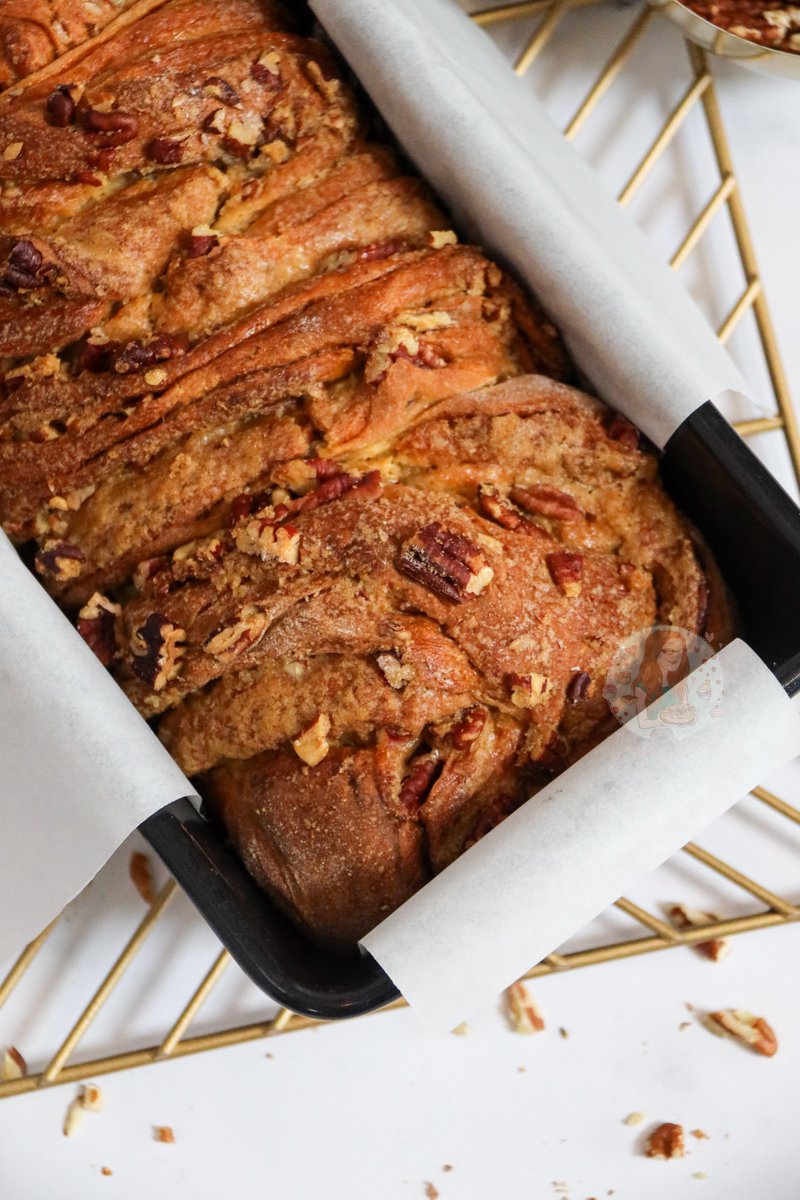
0 0 729 952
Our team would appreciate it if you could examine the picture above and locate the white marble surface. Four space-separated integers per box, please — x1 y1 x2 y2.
2 5 800 1197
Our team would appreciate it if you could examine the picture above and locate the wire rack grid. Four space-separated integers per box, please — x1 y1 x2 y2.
2 0 799 1101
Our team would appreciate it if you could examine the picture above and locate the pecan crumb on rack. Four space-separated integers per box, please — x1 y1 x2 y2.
667 903 730 961
623 1112 647 1127
691 1129 710 1140
1 1046 27 1080
101 1167 113 1177
505 981 545 1033
424 1184 439 1200
644 1122 685 1159
153 1125 176 1144
129 851 155 905
702 1009 778 1056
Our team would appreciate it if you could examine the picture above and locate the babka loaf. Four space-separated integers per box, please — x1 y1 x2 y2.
0 0 730 951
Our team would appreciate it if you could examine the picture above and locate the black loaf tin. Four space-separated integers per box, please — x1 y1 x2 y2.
140 400 800 1019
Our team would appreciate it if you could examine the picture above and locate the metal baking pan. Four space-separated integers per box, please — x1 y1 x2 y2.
140 399 800 1019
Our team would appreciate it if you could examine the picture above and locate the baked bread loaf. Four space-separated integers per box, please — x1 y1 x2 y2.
0 0 730 951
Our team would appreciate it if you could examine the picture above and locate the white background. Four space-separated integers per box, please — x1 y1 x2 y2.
2 4 800 1197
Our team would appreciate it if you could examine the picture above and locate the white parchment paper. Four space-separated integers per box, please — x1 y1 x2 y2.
310 0 746 448
0 533 196 961
362 639 800 1030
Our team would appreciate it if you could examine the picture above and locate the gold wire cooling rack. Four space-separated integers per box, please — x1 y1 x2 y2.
2 0 800 1101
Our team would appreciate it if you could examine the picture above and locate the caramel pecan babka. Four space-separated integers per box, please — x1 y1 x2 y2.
0 0 730 950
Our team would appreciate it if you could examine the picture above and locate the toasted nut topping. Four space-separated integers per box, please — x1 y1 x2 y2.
566 670 591 703
81 108 139 145
608 413 640 450
77 593 121 667
450 706 487 749
202 76 241 106
234 517 300 564
187 233 219 258
508 671 551 709
130 614 185 690
509 483 581 522
427 229 458 249
505 981 545 1033
398 522 493 603
645 1122 685 1159
546 550 583 598
703 1009 778 1056
147 138 183 164
398 752 440 812
35 540 85 582
46 85 76 126
2 142 23 161
292 713 331 767
667 903 730 961
129 851 155 905
203 606 269 664
153 1125 175 1144
1 1047 27 1080
375 652 416 690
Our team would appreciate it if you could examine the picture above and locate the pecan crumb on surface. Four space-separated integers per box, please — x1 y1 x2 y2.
451 1022 470 1036
153 1125 175 1144
644 1122 685 1160
101 1167 113 1177
691 1129 710 1140
623 1111 647 1126
505 981 545 1033
129 850 155 905
703 1009 778 1056
667 903 730 961
62 1082 104 1135
1 1046 27 1080
424 1184 439 1200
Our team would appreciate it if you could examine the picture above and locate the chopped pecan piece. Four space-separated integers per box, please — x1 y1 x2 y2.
450 706 487 749
130 614 185 690
505 981 545 1033
77 593 121 667
81 108 139 146
1 239 53 292
477 483 524 531
704 1009 778 1056
566 670 590 703
398 522 493 603
291 713 331 767
35 540 85 582
147 138 183 164
187 233 219 258
667 903 730 961
608 413 640 451
546 550 583 597
111 334 185 375
46 85 76 127
645 1123 685 1159
510 483 581 521
398 751 440 812
234 516 300 564
203 76 241 106
375 652 416 690
80 1084 104 1113
508 671 551 709
203 606 269 664
153 1125 175 1144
